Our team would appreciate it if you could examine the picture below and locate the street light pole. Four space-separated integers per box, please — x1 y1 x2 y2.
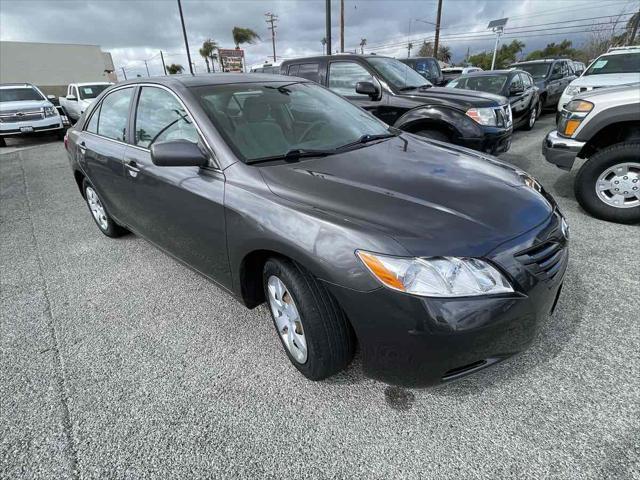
144 60 150 77
160 50 167 75
325 0 332 55
177 0 194 75
121 67 127 80
433 0 443 59
340 0 345 53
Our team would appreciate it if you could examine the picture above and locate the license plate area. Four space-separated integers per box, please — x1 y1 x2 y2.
20 126 34 133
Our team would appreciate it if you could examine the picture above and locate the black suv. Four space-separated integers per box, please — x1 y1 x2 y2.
509 59 576 110
281 54 513 155
398 57 445 85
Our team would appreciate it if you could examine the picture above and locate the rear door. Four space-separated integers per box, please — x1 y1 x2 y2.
78 86 135 224
122 85 231 287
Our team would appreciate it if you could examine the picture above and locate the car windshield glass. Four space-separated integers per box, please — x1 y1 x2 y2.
79 84 110 99
192 82 391 162
367 57 432 90
447 75 507 95
584 53 640 75
0 87 44 102
514 63 550 79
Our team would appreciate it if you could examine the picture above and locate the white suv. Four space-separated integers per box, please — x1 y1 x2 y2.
0 83 65 147
557 46 640 112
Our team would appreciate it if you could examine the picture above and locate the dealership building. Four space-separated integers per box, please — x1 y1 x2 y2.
0 41 117 97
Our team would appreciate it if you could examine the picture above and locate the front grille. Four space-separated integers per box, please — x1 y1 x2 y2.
0 109 44 123
495 104 513 128
515 240 567 283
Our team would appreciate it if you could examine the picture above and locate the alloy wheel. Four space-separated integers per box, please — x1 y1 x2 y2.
596 162 640 209
529 105 537 128
267 275 308 364
86 186 109 230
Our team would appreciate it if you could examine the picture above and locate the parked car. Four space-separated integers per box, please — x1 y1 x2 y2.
398 57 445 85
281 54 513 155
543 83 640 224
571 61 586 76
441 66 483 84
509 58 575 110
59 82 112 122
0 83 65 147
65 75 567 387
557 46 640 114
447 70 540 130
250 62 281 74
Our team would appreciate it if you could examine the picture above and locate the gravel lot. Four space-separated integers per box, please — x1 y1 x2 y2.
1 115 639 479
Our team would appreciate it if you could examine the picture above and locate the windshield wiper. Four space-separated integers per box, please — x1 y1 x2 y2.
398 85 423 91
246 148 336 164
336 131 398 150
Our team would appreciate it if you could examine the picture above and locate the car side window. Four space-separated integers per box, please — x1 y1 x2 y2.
296 63 320 83
328 62 374 97
96 87 133 142
86 105 100 133
510 73 523 91
520 73 532 88
73 86 79 98
551 62 562 76
134 87 198 148
287 64 300 76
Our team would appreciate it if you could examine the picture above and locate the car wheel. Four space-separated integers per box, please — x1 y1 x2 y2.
0 137 6 148
522 103 537 131
414 129 450 142
82 180 128 237
574 142 640 224
263 257 355 380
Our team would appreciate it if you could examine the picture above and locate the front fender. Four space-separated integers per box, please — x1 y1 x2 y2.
394 105 483 139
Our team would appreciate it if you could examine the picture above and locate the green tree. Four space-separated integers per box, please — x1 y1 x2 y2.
232 27 260 49
468 40 525 69
199 39 219 73
416 41 451 63
526 39 578 60
166 63 184 75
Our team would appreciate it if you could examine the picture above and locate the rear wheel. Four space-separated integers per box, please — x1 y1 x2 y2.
522 103 537 131
574 142 640 224
414 129 450 142
83 180 128 237
0 137 6 148
263 257 355 380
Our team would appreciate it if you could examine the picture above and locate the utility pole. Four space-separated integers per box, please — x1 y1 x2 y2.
177 0 194 75
144 60 150 77
265 12 278 62
120 67 127 80
340 0 345 53
325 0 332 56
433 0 443 59
160 50 167 75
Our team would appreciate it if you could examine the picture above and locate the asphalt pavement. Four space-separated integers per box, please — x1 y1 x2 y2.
1 115 639 479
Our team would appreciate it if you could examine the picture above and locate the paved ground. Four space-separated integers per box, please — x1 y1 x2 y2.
1 115 639 479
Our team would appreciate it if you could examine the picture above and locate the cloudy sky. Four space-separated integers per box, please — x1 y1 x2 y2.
0 0 636 78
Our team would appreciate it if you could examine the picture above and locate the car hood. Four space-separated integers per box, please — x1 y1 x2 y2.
260 135 553 257
569 73 640 89
0 99 52 112
397 86 507 109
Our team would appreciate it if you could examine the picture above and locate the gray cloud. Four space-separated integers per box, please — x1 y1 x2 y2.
0 0 635 78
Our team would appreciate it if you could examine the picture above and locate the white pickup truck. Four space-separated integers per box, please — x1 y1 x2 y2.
59 82 112 122
0 83 65 147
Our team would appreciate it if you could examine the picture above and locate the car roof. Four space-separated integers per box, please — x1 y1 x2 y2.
599 47 640 56
281 54 392 64
75 82 112 86
114 73 306 88
463 69 519 76
511 59 564 65
0 83 36 89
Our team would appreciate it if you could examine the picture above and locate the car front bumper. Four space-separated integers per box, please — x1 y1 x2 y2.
542 129 585 171
460 127 513 156
326 210 568 387
0 117 64 137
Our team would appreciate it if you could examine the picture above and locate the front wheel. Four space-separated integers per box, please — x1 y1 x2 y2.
574 142 640 224
83 180 128 237
0 137 6 148
522 103 537 131
414 129 450 142
263 258 355 381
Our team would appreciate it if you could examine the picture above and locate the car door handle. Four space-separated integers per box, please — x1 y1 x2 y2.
78 141 86 154
125 160 140 177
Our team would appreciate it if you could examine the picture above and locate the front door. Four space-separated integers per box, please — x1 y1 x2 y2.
123 86 231 287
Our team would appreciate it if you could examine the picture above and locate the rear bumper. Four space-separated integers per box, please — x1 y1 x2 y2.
542 129 585 171
326 210 568 388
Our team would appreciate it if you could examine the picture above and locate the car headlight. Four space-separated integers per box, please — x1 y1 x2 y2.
517 171 543 193
558 99 593 137
465 107 497 126
564 85 580 97
44 106 58 117
356 251 514 297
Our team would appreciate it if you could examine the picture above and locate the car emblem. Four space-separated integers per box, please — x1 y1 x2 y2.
15 112 25 117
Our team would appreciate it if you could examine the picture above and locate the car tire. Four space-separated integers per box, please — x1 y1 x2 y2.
522 103 537 131
415 129 450 142
0 137 6 148
82 180 128 237
574 142 640 224
263 257 355 381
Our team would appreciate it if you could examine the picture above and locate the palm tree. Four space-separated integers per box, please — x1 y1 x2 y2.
166 63 184 75
232 27 260 49
436 45 452 63
199 39 219 73
359 38 367 54
321 37 327 55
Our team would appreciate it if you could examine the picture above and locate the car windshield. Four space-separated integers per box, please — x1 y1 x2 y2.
514 63 550 79
78 84 110 99
447 75 507 95
584 53 640 75
192 82 391 162
0 87 44 102
368 57 432 90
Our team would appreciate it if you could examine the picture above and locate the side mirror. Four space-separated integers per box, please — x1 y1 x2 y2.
575 69 584 76
47 94 56 100
66 95 77 101
510 84 524 94
150 140 208 167
550 72 562 80
355 81 379 98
